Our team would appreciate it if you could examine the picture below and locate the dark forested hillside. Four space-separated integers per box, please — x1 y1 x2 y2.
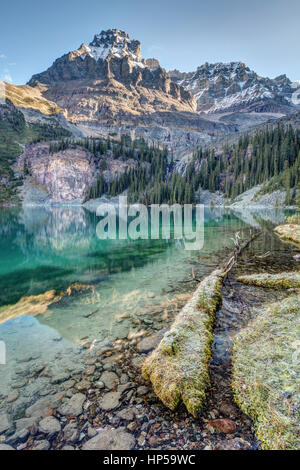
81 136 198 204
2 109 299 206
83 124 300 205
192 124 300 202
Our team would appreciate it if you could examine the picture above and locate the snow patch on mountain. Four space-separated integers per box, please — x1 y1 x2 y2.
171 62 296 114
206 85 274 114
78 29 145 69
292 87 300 105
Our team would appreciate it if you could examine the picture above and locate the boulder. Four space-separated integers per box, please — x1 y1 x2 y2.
0 443 14 450
82 428 136 450
99 392 122 411
39 416 61 436
99 371 119 390
58 393 86 417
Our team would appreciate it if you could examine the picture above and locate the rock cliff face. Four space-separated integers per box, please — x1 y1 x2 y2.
28 29 196 122
170 62 299 114
26 29 240 151
14 144 96 203
13 142 139 204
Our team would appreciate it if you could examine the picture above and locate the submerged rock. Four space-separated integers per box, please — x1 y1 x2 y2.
63 422 79 442
237 272 300 289
138 328 168 353
207 418 236 434
82 428 136 450
0 443 15 450
214 438 251 450
99 392 122 411
142 269 225 417
232 294 300 450
99 371 119 390
33 440 51 450
58 393 86 417
39 416 61 436
116 408 135 421
0 283 92 324
25 394 63 419
0 412 12 434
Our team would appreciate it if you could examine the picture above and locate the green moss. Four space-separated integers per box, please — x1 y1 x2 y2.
14 409 25 420
286 214 300 225
232 294 300 450
274 224 300 245
237 272 300 289
142 269 225 417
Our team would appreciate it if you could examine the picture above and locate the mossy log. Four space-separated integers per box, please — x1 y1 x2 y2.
237 272 300 289
274 224 300 246
142 269 225 417
232 294 300 450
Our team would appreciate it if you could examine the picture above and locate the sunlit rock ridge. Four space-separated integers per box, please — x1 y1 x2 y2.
28 29 196 120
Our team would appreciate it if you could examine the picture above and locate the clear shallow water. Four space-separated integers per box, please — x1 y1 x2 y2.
0 205 294 406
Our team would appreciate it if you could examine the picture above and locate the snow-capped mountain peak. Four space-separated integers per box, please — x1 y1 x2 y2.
170 61 297 114
27 28 196 123
78 29 144 68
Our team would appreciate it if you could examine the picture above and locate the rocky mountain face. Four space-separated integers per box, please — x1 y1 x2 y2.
170 62 300 114
26 33 300 152
26 29 241 152
14 144 96 203
13 142 139 204
2 29 300 205
28 29 196 122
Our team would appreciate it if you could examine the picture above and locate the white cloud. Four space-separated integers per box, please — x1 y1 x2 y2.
0 54 6 59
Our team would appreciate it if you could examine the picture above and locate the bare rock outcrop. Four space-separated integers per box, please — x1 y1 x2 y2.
170 62 297 115
14 143 96 203
28 29 196 124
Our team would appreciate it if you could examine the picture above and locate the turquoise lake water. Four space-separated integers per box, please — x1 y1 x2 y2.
0 205 295 402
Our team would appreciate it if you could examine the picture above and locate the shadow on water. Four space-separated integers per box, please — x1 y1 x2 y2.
0 265 74 307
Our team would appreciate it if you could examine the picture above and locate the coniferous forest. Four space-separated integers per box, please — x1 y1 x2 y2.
82 124 300 205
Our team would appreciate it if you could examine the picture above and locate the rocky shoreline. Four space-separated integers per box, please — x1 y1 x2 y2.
0 288 259 451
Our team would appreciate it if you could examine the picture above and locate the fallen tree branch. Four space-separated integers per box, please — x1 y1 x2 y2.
237 271 300 289
222 231 261 274
142 268 225 416
142 230 261 417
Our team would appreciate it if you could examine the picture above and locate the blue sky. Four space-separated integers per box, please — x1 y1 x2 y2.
0 0 299 85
